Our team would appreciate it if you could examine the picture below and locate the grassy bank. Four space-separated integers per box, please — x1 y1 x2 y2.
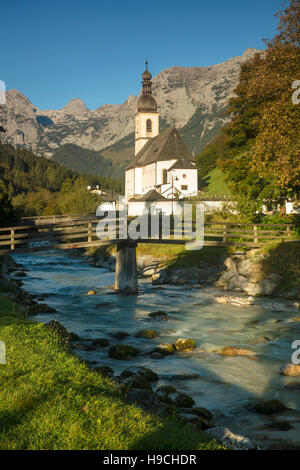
0 293 221 450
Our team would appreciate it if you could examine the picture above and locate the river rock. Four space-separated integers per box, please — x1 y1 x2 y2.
92 338 110 347
216 346 256 358
154 343 174 355
126 389 158 409
28 304 57 314
122 375 153 391
253 399 288 415
178 412 212 430
180 406 213 420
111 331 130 339
204 427 257 450
135 329 159 339
156 386 195 408
87 290 96 295
152 269 169 285
280 363 300 376
224 257 237 273
45 320 79 341
120 366 158 382
215 270 235 287
108 344 140 360
148 310 169 320
174 338 196 352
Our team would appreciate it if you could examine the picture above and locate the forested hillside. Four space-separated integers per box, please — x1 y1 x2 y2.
0 144 123 221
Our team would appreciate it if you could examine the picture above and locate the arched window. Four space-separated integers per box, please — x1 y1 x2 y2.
146 119 152 132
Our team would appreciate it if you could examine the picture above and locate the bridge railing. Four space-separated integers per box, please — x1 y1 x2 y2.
0 217 297 254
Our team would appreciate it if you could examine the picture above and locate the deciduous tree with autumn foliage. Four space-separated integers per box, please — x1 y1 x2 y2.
218 0 300 217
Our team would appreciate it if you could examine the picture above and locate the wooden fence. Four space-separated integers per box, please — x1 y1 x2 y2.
0 216 298 254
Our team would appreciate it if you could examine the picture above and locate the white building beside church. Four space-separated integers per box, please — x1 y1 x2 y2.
125 62 198 215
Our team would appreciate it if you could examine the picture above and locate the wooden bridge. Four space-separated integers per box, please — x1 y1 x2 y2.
0 214 297 294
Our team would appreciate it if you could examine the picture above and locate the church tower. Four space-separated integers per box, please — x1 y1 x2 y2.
135 61 159 155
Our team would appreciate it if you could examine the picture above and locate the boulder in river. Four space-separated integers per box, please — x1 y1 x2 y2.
216 346 256 358
178 412 212 430
45 320 79 341
135 329 159 339
108 344 140 360
120 366 158 382
280 363 300 377
174 338 196 352
148 311 169 321
122 375 153 391
156 385 195 408
111 331 130 339
87 290 96 295
253 399 288 415
204 427 257 450
92 338 110 347
154 343 174 355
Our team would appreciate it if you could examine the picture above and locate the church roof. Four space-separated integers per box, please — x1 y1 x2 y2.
129 189 167 202
127 127 194 170
168 158 196 170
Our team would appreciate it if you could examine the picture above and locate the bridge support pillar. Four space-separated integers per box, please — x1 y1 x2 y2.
114 240 138 294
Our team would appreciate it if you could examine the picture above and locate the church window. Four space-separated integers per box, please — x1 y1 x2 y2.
162 169 168 184
146 119 152 132
183 174 187 178
181 185 188 190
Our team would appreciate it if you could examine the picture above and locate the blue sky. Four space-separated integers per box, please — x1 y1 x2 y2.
0 0 283 110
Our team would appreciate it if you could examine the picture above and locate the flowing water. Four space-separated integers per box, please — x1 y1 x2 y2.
12 249 300 448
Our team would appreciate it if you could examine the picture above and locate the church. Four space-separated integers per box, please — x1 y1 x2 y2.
125 62 198 214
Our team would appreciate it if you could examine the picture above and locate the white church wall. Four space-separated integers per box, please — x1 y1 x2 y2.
125 169 135 199
141 163 156 193
134 167 143 194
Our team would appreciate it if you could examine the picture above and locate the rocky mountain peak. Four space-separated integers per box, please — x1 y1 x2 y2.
62 98 87 115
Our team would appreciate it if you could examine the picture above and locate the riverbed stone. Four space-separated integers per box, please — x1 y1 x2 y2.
253 399 288 415
92 338 110 347
174 338 196 352
154 343 174 355
120 366 158 382
111 331 130 339
135 329 159 339
204 427 257 450
180 406 213 420
216 346 256 358
45 320 79 341
28 303 57 315
224 257 237 273
108 344 140 360
178 413 212 430
87 290 96 295
122 375 153 391
280 363 300 376
148 310 169 321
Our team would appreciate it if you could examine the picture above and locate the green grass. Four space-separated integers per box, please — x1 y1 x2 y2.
203 167 231 196
0 294 222 450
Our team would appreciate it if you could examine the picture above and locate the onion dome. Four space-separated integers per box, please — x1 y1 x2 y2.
137 60 157 113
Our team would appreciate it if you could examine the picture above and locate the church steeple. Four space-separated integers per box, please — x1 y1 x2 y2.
135 61 159 155
137 61 157 113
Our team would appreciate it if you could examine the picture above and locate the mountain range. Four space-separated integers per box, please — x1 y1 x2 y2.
0 48 261 179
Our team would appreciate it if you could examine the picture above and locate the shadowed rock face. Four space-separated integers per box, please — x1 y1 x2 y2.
0 48 261 173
